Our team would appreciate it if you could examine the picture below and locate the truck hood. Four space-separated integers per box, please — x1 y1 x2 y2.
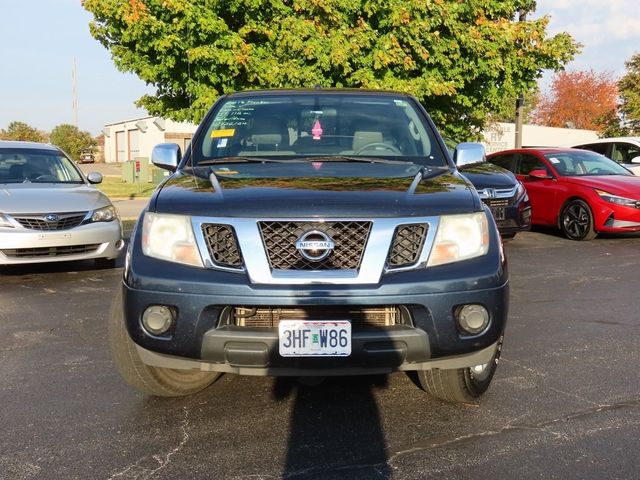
152 163 480 218
0 183 110 214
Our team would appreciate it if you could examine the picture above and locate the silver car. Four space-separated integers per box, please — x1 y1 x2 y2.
0 141 123 267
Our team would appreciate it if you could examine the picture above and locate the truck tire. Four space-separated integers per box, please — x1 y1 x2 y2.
108 289 220 397
417 337 503 404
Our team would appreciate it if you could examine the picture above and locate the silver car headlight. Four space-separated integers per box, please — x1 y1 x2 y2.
91 205 118 222
427 212 490 267
0 213 14 228
142 212 203 267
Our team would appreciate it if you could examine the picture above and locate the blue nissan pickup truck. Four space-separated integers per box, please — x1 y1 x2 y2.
110 89 508 404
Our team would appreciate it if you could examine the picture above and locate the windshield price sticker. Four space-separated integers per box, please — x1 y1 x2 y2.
278 320 351 357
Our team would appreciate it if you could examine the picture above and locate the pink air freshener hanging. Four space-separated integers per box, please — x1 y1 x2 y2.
311 120 323 140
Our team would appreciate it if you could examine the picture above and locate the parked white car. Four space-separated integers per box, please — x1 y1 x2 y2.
572 137 640 174
0 141 123 267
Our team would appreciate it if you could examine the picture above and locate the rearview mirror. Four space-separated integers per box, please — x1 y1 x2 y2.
529 169 552 179
454 142 486 168
152 143 182 172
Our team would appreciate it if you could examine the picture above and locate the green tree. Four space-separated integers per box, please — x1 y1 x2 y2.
488 88 540 124
0 121 48 142
49 124 96 161
84 0 578 140
619 53 640 135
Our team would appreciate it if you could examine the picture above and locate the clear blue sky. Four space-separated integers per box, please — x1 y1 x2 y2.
1 0 638 136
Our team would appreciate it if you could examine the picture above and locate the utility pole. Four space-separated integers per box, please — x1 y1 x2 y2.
515 95 524 148
72 58 78 127
514 8 526 149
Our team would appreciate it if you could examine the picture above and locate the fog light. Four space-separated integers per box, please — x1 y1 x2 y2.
457 304 489 334
142 305 174 335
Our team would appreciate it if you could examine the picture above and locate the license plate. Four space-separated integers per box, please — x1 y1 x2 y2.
491 207 506 221
278 320 351 357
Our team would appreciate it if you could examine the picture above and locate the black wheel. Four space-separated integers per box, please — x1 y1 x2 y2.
95 257 117 269
108 289 220 397
560 199 597 241
417 337 503 404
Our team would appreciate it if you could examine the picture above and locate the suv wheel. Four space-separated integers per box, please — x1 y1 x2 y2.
416 337 502 404
560 199 597 241
108 290 220 397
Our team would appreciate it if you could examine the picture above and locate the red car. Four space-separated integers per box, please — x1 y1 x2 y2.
487 148 640 240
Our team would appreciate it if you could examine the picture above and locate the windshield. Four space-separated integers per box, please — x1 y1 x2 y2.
192 93 447 167
545 150 633 177
0 148 84 184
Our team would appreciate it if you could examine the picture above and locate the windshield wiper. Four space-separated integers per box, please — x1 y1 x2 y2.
198 156 298 165
302 155 414 165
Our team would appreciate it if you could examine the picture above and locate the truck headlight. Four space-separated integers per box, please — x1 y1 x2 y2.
142 212 203 267
91 205 118 222
427 212 490 267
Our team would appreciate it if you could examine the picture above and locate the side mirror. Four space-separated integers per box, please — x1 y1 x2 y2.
454 142 486 168
529 169 552 179
152 143 182 172
86 172 103 184
631 156 640 164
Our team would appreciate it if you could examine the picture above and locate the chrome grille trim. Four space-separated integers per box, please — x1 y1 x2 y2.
232 306 401 328
11 212 89 231
258 221 371 270
190 216 441 285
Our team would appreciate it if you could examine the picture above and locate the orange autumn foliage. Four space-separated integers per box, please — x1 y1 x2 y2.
533 70 618 132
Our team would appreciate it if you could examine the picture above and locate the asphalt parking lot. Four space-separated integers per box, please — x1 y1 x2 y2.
1 230 640 480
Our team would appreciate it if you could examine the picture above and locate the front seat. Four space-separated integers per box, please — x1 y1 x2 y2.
249 117 288 151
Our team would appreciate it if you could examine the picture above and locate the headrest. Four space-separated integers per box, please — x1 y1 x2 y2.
352 131 383 152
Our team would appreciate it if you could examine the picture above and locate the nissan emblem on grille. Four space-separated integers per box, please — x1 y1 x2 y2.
44 214 60 222
295 230 335 262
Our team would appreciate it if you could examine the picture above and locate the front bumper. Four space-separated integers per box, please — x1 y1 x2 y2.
0 220 123 265
595 203 640 233
122 254 508 375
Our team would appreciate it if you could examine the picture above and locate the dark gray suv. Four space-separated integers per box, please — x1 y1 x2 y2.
110 89 509 404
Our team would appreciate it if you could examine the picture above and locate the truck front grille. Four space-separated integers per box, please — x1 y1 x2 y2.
231 306 402 328
202 224 243 268
258 221 372 270
13 212 87 231
387 224 428 268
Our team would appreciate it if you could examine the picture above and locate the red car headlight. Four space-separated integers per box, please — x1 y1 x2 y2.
595 189 640 208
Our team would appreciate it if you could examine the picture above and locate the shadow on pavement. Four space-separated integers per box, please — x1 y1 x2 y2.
274 375 392 480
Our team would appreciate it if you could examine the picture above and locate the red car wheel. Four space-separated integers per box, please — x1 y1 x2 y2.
560 199 597 241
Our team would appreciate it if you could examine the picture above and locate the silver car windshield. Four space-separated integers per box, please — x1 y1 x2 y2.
193 93 447 167
0 148 84 183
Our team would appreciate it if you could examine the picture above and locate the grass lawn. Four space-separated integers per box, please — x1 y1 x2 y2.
121 218 138 235
96 177 157 199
